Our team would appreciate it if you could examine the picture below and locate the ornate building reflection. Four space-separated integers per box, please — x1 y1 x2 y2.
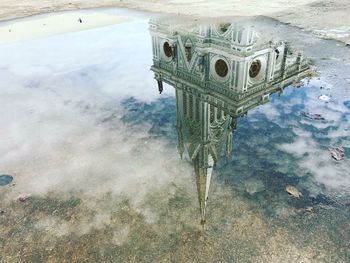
150 19 310 223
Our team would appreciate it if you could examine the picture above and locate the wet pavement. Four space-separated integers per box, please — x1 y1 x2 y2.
0 11 349 263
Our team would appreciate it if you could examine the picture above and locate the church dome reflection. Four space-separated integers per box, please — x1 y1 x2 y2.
150 19 311 222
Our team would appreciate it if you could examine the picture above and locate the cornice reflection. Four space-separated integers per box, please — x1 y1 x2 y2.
150 19 311 223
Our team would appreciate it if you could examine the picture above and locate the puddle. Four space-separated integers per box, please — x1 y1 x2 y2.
0 11 349 263
344 100 350 109
0 174 13 186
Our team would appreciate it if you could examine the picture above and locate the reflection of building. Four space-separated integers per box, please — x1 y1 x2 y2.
150 19 310 222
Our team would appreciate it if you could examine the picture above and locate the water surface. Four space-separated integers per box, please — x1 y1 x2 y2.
0 12 349 263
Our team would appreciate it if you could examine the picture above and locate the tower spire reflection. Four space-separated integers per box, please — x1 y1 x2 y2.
150 19 310 222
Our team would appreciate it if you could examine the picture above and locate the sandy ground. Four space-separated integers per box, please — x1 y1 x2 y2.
0 10 132 44
0 0 349 43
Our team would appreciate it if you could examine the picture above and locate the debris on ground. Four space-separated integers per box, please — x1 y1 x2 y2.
17 194 30 203
292 81 304 88
0 210 6 214
52 210 59 216
301 111 325 121
286 185 302 198
318 94 331 102
329 146 345 161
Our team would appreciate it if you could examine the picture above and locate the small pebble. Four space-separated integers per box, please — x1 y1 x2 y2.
52 210 59 216
305 206 314 212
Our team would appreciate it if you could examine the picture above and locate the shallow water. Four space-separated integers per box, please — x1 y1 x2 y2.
0 175 13 186
0 12 349 263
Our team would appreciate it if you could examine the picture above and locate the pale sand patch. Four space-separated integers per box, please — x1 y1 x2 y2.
0 11 132 44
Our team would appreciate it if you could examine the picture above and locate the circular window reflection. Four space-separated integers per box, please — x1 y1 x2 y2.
249 60 261 78
163 42 172 58
215 59 228 78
